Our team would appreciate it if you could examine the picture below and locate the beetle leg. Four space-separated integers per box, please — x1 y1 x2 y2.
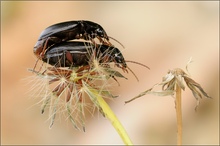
32 58 40 72
38 61 45 72
107 40 113 46
65 51 73 66
97 36 105 44
119 65 128 73
40 37 61 58
97 36 112 46
32 57 45 73
122 67 128 73
110 75 120 86
40 37 50 58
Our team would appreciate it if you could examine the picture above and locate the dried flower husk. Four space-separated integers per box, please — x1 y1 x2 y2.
126 67 211 110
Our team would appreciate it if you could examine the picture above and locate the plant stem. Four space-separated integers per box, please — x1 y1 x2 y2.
175 84 182 145
83 82 133 145
96 94 133 145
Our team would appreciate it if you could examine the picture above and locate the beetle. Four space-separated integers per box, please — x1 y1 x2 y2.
42 41 127 70
34 20 111 59
41 41 150 82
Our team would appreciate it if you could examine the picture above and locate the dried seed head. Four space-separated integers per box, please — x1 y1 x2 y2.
28 51 130 131
126 59 212 110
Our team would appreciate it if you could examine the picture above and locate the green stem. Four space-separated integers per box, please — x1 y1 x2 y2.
175 84 182 145
96 94 133 145
83 81 133 145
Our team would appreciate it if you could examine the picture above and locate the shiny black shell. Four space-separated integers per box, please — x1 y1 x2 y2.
43 41 126 68
37 20 108 41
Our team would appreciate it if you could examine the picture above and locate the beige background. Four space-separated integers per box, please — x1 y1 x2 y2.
1 1 219 145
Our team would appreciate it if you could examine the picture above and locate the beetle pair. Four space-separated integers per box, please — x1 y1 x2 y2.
33 20 149 81
33 20 127 70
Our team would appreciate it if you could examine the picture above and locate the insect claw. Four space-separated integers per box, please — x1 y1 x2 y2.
111 75 120 86
122 67 128 73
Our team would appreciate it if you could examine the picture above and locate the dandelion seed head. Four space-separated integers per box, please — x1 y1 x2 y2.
28 54 126 130
28 38 138 131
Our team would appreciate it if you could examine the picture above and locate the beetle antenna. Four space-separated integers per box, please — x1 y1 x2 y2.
108 36 125 49
125 60 150 70
126 66 139 82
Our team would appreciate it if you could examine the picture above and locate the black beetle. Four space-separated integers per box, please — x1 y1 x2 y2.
34 20 110 59
42 41 127 70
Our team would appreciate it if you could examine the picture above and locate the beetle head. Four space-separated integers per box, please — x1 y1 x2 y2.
95 27 109 40
110 47 127 69
98 45 126 69
84 21 109 40
106 47 127 69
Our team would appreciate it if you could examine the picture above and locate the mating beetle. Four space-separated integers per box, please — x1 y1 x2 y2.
42 41 127 70
34 20 110 59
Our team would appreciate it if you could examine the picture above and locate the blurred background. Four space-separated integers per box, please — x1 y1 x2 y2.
1 1 219 145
